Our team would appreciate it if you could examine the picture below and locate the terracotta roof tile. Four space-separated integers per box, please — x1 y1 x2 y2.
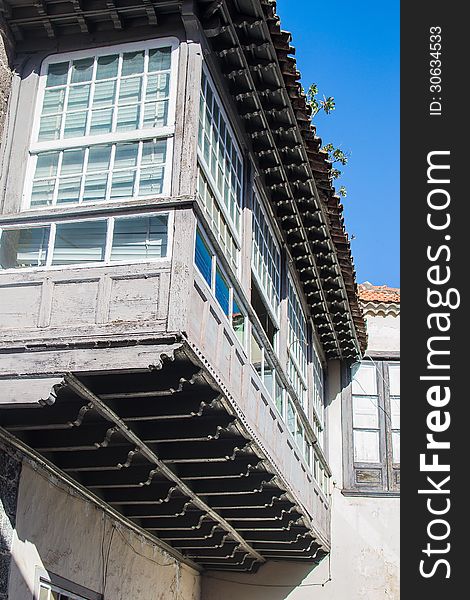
358 283 400 303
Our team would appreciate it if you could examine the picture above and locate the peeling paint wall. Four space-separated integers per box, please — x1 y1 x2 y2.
8 462 201 600
0 19 13 141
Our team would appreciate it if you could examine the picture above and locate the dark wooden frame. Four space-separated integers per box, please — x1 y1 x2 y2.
341 359 400 496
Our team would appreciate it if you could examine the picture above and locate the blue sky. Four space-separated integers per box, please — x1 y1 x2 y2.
277 0 400 287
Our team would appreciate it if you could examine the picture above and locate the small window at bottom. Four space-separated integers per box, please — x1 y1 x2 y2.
38 574 102 600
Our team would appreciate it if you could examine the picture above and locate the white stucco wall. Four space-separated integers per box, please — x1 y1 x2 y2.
9 463 201 600
364 312 400 354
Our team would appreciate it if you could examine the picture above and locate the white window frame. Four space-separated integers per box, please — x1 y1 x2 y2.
198 66 244 246
197 165 240 275
251 189 281 324
22 38 180 210
0 210 173 272
286 272 309 409
311 333 325 430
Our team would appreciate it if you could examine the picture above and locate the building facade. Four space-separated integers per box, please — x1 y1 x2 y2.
202 283 400 599
0 1 393 599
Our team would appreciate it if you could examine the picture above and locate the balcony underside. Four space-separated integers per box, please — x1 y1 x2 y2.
0 345 328 573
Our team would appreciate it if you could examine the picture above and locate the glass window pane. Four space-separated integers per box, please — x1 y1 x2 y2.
391 396 400 430
143 100 168 128
87 144 112 171
38 114 62 141
53 221 107 265
34 152 60 179
296 420 304 450
139 167 164 196
352 362 377 395
232 297 245 345
194 230 212 286
63 111 87 138
42 88 65 115
31 180 55 206
119 77 142 105
264 360 274 397
114 143 138 169
388 363 400 396
110 171 136 199
215 268 229 316
96 54 119 80
116 104 140 131
352 396 379 429
141 139 166 165
46 62 69 87
1 227 50 268
275 380 284 416
353 430 380 463
93 81 116 107
250 333 262 378
392 431 400 463
287 400 296 437
71 58 94 83
122 51 144 76
83 172 108 202
57 177 81 204
60 149 84 175
67 84 90 111
110 215 168 261
90 108 113 135
146 73 170 101
149 47 171 71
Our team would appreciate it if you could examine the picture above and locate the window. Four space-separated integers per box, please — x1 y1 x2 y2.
312 340 325 426
250 328 279 399
38 572 101 600
198 70 243 241
0 214 169 269
343 359 400 494
287 275 308 407
251 192 281 317
251 277 278 351
24 40 178 209
194 227 246 346
197 167 239 273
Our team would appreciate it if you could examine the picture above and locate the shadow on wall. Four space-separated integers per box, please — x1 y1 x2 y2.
1 445 33 600
201 560 327 600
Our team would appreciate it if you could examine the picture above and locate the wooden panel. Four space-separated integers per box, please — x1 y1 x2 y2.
355 468 383 485
50 279 99 327
108 273 161 323
0 283 42 328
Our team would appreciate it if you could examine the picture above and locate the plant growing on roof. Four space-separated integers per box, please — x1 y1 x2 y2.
306 84 349 198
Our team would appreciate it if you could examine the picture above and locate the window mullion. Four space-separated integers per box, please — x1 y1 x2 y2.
105 218 114 263
59 60 73 139
111 54 124 133
85 58 98 136
78 146 89 204
140 50 149 130
52 152 64 206
133 140 143 197
46 223 56 266
105 144 117 201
